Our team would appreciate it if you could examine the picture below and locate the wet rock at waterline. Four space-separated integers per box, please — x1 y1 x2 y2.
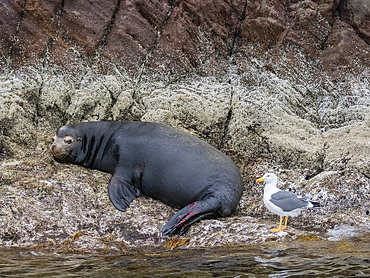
0 0 369 250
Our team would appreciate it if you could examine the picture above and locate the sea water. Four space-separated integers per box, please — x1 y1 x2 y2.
0 235 369 277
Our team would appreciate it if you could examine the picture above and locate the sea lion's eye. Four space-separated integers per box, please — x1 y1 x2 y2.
64 136 74 145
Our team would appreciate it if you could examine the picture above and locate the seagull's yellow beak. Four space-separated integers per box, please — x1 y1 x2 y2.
256 178 264 183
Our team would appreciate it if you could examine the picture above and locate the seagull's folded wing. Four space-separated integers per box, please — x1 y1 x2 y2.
270 191 310 212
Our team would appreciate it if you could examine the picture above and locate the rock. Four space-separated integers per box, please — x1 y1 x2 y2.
323 125 370 176
0 75 41 157
228 73 324 172
284 0 334 57
338 0 370 44
321 19 370 74
140 78 232 147
143 0 245 77
241 0 286 49
99 0 173 77
0 157 368 250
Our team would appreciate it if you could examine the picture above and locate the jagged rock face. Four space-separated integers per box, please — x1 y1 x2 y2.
0 0 369 249
1 0 368 77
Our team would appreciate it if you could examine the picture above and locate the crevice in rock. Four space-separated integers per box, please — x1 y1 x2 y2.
307 89 327 180
272 2 297 55
314 139 328 176
8 0 26 67
319 34 330 51
40 0 65 70
336 0 369 45
75 69 91 90
134 1 176 87
100 80 120 120
246 123 273 161
126 1 177 119
94 0 123 61
319 3 337 52
34 81 45 124
101 82 118 105
273 20 295 55
220 0 247 150
42 39 53 72
229 0 248 57
218 81 234 150
35 0 65 123
56 0 65 27
219 101 233 151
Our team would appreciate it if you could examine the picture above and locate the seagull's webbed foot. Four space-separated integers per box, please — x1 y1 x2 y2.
270 216 288 232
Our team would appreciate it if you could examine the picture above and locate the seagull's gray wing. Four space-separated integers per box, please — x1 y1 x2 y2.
270 191 310 212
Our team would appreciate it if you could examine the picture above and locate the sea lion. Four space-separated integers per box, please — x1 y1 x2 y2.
50 121 244 236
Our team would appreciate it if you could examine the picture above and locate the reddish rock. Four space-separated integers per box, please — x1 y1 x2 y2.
0 0 22 68
5 0 62 69
58 0 117 56
0 0 368 77
240 0 286 50
145 0 246 77
321 18 370 73
48 0 118 75
339 0 370 44
284 0 336 57
99 0 173 77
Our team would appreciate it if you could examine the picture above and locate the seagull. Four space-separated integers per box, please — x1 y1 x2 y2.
256 173 320 232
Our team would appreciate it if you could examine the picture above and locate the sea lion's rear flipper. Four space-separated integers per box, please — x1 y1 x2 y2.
108 175 140 212
161 197 221 236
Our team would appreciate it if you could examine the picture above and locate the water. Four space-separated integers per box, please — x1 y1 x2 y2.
0 238 369 277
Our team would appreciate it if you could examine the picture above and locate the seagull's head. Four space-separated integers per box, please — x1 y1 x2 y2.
256 173 278 185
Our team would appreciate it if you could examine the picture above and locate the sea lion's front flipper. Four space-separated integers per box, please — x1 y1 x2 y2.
161 197 221 236
108 174 140 212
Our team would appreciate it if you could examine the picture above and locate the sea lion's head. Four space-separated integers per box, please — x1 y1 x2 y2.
50 125 82 163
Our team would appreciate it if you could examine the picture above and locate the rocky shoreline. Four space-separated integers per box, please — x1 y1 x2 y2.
0 153 368 252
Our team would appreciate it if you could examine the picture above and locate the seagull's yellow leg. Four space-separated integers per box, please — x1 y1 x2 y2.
283 217 288 229
270 216 284 232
